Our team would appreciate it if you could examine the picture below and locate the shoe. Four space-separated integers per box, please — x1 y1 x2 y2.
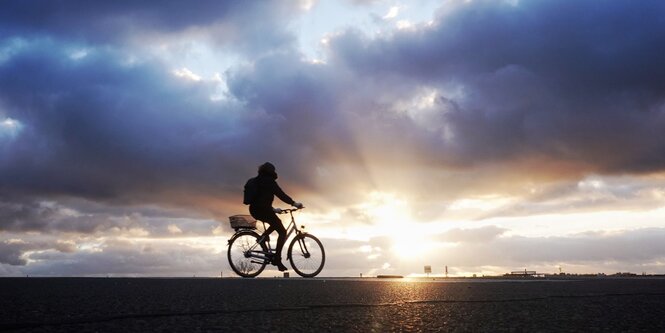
271 256 288 271
277 262 288 272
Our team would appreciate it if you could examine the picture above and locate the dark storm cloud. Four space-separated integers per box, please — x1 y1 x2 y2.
0 197 73 233
0 195 219 235
0 196 127 234
327 0 665 174
0 240 29 265
0 1 297 54
0 1 321 234
0 34 360 235
225 52 368 184
0 40 326 237
0 41 347 232
0 41 252 207
0 237 76 266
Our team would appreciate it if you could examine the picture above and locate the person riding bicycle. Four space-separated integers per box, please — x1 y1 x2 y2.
244 162 303 271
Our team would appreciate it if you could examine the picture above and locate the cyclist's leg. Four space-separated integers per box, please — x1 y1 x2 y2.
267 217 287 258
250 205 273 241
263 214 287 271
250 206 285 267
262 224 275 243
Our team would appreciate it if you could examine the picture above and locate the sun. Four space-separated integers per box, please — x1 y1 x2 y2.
361 192 435 259
390 235 434 259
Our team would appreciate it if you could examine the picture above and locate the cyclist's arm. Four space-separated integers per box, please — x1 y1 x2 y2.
273 181 295 206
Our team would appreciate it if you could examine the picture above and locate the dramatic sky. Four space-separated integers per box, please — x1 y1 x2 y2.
2 0 665 277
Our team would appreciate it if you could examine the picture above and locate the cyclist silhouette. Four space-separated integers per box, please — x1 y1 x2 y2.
244 162 303 271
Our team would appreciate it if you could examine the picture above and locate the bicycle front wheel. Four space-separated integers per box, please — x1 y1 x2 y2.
288 233 325 278
227 231 268 278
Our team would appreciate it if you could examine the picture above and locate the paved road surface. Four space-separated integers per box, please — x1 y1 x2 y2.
1 277 664 332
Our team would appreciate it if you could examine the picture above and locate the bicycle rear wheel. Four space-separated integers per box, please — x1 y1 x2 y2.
288 233 325 278
227 230 268 278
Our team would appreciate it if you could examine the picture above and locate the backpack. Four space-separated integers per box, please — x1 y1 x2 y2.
243 177 258 205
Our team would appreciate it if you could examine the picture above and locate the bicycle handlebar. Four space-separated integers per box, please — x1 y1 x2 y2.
275 207 304 214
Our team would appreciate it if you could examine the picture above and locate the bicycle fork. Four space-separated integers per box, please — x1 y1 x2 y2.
290 234 311 260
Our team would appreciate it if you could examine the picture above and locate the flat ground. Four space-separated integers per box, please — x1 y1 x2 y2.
1 277 664 332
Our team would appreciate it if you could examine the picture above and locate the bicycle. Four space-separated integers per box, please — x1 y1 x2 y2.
227 207 325 278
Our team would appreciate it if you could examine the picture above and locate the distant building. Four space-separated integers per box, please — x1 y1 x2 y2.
612 272 637 277
504 269 543 277
510 269 536 276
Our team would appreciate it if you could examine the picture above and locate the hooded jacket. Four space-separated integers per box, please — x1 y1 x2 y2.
247 172 295 209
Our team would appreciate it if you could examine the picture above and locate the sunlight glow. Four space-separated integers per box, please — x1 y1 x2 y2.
167 224 183 234
360 192 436 259
448 195 515 211
578 176 605 190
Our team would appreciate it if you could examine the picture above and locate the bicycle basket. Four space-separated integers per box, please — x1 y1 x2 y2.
229 215 257 229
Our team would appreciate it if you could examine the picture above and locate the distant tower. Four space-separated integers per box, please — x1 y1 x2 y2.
559 266 562 275
445 266 448 278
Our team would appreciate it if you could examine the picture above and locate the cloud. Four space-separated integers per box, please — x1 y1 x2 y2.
347 227 665 275
0 197 80 233
21 239 224 276
383 6 400 20
440 225 507 243
0 195 222 237
0 237 79 266
427 227 665 272
326 0 665 175
0 117 23 140
480 174 665 219
0 37 375 215
0 1 299 55
0 239 29 265
3 0 662 217
3 226 665 276
2 0 665 276
0 40 253 209
0 37 368 232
